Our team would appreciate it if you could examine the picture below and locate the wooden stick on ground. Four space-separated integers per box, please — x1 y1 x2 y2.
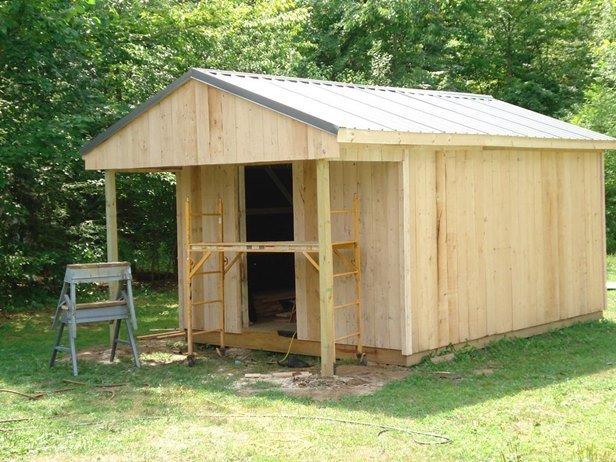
0 389 44 400
0 418 33 424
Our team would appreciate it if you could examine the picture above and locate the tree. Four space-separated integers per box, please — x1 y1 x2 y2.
571 0 616 252
0 0 313 307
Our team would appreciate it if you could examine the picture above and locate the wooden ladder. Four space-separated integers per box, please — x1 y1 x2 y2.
332 193 363 360
184 197 225 365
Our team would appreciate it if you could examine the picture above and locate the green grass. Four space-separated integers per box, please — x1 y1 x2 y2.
1 277 615 461
607 254 616 281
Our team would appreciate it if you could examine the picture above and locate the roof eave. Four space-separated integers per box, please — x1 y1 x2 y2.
337 128 616 151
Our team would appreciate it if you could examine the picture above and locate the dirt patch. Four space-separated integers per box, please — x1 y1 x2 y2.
73 340 412 400
63 339 186 366
472 368 495 376
233 363 411 401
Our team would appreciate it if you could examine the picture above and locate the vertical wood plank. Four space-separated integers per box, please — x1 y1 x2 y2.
238 166 249 327
401 155 413 354
455 150 470 342
470 150 487 340
435 150 449 345
445 151 459 345
371 163 388 348
195 82 210 164
541 151 560 322
105 171 119 266
105 170 119 344
175 169 186 330
557 152 574 320
172 82 197 165
208 87 224 164
147 105 162 168
294 161 319 340
409 149 439 351
357 162 375 347
316 159 335 377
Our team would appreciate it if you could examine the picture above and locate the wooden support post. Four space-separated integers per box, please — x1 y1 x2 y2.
105 171 119 345
401 157 413 355
185 197 194 362
316 159 335 377
218 198 225 348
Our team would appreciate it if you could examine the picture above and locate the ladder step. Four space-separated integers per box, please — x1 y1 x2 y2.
114 339 130 345
334 301 360 310
53 346 70 353
192 299 223 306
335 332 360 342
190 212 222 217
334 271 358 278
331 209 353 214
193 270 222 276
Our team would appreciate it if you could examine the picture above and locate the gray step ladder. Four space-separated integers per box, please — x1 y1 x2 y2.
50 262 140 376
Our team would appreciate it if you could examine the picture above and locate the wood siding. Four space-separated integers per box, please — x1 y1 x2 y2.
176 145 605 358
176 165 243 333
407 148 606 354
294 160 405 350
177 161 404 351
85 80 339 170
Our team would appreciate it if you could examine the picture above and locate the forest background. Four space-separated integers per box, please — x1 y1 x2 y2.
1 0 614 309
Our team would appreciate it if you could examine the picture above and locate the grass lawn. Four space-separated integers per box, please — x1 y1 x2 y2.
1 265 616 462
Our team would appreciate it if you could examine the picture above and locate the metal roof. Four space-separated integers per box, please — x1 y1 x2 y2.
81 68 614 154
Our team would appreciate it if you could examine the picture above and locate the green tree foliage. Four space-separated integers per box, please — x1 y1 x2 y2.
304 0 596 117
572 0 616 252
0 0 614 308
0 0 312 307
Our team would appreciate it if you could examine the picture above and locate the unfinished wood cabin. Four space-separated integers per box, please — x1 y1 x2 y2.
82 69 616 375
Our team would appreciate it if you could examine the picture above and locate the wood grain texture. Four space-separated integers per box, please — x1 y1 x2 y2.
408 148 605 353
85 81 339 170
316 159 335 376
292 160 404 351
176 165 242 334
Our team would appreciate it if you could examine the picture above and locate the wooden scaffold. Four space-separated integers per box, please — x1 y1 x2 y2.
183 193 364 372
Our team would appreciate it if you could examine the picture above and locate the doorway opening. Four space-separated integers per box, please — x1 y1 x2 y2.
244 164 296 331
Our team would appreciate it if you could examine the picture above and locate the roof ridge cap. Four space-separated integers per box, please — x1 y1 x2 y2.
194 68 494 100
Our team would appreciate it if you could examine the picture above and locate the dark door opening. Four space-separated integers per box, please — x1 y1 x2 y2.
244 164 295 327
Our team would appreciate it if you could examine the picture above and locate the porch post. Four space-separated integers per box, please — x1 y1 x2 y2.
316 159 335 377
105 170 119 269
105 170 119 344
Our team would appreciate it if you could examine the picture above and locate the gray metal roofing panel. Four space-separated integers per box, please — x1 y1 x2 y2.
265 78 434 132
350 87 523 136
190 70 341 133
200 69 613 141
202 71 383 130
82 68 615 155
428 95 584 139
476 99 613 140
302 83 456 133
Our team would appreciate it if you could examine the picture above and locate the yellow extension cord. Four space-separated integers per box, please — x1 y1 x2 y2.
279 331 297 363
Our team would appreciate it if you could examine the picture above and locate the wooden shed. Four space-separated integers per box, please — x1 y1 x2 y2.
82 69 616 375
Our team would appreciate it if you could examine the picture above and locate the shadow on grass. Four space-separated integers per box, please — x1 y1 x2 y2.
1 289 615 422
328 317 616 418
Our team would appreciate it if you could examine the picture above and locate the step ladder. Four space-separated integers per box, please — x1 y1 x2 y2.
50 262 140 376
184 197 225 365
